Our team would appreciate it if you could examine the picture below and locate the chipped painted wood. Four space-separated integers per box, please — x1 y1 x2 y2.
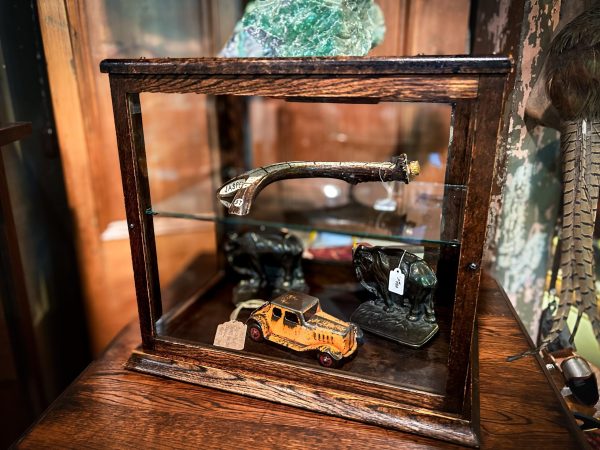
490 1 562 338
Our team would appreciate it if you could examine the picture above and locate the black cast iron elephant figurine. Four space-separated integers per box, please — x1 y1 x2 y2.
353 244 437 322
351 244 438 347
225 230 309 304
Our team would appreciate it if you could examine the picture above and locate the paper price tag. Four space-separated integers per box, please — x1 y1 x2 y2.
213 320 247 350
388 268 405 295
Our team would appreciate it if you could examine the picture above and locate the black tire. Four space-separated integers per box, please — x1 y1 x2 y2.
317 351 338 368
247 321 264 342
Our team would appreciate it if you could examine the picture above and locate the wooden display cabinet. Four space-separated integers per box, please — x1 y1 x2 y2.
100 56 510 446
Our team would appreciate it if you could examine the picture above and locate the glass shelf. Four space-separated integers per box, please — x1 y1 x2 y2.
147 179 465 247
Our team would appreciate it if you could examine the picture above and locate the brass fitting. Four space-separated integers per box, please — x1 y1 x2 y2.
408 160 420 179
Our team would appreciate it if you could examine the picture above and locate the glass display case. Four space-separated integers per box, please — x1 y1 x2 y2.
101 56 510 446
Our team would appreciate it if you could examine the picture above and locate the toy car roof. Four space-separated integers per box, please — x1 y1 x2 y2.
271 292 319 313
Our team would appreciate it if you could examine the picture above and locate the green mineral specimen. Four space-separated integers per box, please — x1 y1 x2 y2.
220 0 385 57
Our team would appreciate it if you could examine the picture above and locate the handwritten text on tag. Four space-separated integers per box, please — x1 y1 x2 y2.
213 320 247 350
388 268 405 295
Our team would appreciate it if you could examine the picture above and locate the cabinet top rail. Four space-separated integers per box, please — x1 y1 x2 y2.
100 56 511 76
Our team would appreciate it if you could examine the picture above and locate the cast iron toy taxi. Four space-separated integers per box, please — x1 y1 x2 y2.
247 292 360 367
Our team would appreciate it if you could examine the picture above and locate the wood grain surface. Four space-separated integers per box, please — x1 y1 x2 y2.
114 74 480 102
37 0 111 354
15 275 587 449
445 75 508 413
99 56 511 75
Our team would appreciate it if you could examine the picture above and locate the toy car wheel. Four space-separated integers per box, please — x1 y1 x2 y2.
317 352 337 368
248 322 263 342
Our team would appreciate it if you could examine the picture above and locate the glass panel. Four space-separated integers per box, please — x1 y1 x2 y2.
142 92 214 214
154 217 219 316
140 93 219 317
146 94 461 396
146 98 462 246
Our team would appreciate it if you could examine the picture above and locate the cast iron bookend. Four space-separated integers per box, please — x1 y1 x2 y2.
225 230 309 304
351 244 438 347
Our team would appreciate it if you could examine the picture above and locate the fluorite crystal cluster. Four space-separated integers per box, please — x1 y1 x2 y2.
220 0 385 57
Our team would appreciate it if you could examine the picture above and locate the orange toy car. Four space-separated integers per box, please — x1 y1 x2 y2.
247 292 360 367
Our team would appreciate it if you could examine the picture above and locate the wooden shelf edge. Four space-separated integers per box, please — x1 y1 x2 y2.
100 56 512 75
126 349 479 447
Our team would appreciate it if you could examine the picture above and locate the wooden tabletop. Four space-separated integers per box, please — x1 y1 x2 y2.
16 276 587 449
